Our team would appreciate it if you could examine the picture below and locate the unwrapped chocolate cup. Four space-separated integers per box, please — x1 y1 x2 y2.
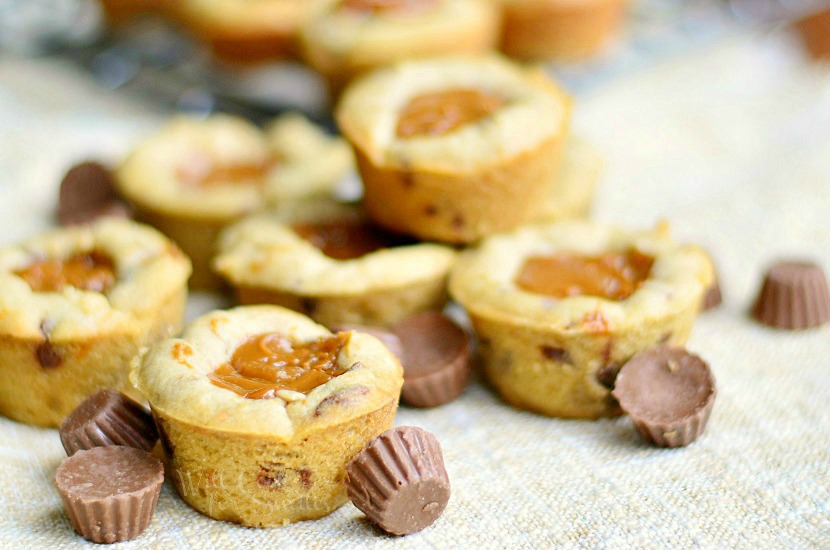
346 426 450 536
752 260 830 330
613 346 716 448
60 389 158 456
393 312 471 408
55 446 164 544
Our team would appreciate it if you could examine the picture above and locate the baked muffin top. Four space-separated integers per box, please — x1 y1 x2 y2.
450 220 714 331
214 200 456 296
134 305 403 439
336 55 571 171
0 218 191 340
116 113 352 220
177 0 310 33
303 0 499 62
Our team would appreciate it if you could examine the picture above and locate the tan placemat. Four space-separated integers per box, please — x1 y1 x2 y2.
0 29 829 548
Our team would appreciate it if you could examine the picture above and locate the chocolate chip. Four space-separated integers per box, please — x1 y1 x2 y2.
300 298 318 316
257 467 285 490
314 385 370 417
35 341 61 369
424 204 438 217
596 363 621 389
540 345 571 364
400 170 415 188
298 468 312 489
451 214 464 231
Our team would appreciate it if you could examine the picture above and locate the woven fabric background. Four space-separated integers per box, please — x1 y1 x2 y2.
0 28 828 548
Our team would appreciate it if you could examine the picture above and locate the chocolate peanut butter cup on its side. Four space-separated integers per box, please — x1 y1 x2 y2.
613 346 716 448
393 312 471 408
55 446 164 544
60 389 158 456
346 426 450 536
751 260 830 330
57 161 131 226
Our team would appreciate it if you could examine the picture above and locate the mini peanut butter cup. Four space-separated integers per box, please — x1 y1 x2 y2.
794 6 830 60
328 323 404 361
60 389 158 456
752 260 830 330
55 446 164 544
57 161 132 226
613 346 716 448
393 312 471 408
346 426 450 536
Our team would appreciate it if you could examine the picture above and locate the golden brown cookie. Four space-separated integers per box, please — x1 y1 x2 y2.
133 305 403 527
0 219 190 427
214 200 456 327
302 0 500 95
116 113 352 289
449 221 714 419
176 0 313 62
498 0 629 61
337 55 571 244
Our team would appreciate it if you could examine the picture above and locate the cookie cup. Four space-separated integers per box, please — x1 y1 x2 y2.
499 0 629 61
133 306 403 527
0 219 191 427
302 0 500 95
176 0 311 63
449 221 714 419
336 56 571 243
214 201 456 327
116 113 352 289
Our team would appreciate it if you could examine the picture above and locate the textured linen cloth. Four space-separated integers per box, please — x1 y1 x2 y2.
0 29 829 549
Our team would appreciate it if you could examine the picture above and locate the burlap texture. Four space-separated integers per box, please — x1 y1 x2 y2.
0 29 828 548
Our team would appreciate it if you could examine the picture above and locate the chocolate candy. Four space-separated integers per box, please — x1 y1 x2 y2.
346 426 450 536
60 389 158 456
701 277 722 311
54 446 164 544
329 323 404 361
613 346 716 448
393 312 471 408
752 260 830 330
794 6 830 60
56 161 131 226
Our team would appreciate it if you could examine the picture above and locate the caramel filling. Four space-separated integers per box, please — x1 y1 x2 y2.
292 220 414 260
15 251 116 294
208 333 349 399
179 159 274 188
341 0 437 15
396 88 505 139
516 250 654 301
